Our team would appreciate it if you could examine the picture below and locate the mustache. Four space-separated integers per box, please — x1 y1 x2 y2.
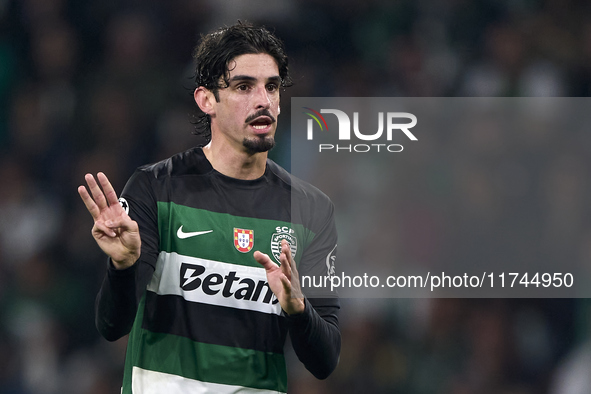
245 109 276 124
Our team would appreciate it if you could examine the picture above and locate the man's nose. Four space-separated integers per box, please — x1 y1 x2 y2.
253 85 271 109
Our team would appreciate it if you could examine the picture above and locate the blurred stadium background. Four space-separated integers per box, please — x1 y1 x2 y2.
1 0 591 393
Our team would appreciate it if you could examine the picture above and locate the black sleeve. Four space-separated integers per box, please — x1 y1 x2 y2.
95 168 160 341
287 297 341 379
95 259 155 341
289 193 341 378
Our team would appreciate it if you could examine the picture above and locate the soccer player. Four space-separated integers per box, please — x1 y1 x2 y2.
78 22 340 393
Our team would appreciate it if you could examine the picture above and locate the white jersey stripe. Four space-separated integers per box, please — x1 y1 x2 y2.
131 367 285 394
147 251 282 316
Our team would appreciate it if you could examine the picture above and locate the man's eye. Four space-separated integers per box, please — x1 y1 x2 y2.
237 84 249 91
267 84 278 92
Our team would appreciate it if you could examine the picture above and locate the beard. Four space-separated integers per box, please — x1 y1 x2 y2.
242 135 275 154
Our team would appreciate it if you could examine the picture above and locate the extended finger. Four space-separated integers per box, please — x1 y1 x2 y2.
97 172 121 210
285 242 299 276
254 251 278 271
280 275 291 293
85 173 109 211
281 239 293 260
280 240 293 279
78 185 101 220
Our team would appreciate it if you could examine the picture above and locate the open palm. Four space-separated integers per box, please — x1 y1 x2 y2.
254 240 305 315
78 172 141 269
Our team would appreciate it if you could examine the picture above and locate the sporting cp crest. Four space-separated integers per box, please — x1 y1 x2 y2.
234 228 254 253
270 227 298 264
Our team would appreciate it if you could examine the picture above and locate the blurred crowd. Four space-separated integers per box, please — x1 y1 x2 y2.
2 0 591 393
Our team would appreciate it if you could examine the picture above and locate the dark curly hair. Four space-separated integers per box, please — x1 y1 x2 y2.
192 21 292 141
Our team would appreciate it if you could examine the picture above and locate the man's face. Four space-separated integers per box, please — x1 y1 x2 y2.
210 53 281 154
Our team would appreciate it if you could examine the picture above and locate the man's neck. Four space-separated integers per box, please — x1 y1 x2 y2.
202 142 268 180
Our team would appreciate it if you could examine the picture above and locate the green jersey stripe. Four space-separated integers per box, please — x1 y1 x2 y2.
133 329 288 392
157 201 311 267
116 150 340 394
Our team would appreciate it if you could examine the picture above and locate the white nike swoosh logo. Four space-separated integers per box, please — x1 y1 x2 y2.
177 225 213 239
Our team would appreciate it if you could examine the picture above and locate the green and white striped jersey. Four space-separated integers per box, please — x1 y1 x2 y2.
97 147 340 394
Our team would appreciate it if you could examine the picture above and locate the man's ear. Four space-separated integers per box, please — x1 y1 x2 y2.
194 87 215 116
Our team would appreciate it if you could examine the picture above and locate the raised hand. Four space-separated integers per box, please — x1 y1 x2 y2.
78 172 141 269
254 240 305 315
